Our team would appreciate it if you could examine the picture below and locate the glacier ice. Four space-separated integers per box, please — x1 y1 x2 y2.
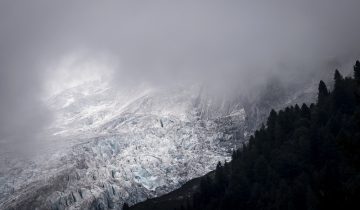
0 81 246 209
0 78 316 209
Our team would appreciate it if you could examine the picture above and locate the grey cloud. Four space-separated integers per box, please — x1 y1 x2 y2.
1 0 360 146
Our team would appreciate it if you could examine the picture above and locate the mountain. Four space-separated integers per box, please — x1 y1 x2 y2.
130 62 360 210
0 81 245 210
0 78 317 210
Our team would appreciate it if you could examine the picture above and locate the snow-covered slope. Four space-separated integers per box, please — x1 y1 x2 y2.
0 81 247 210
0 74 318 210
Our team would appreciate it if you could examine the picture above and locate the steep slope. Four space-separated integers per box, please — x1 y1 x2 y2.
0 82 246 210
130 67 360 210
0 77 317 210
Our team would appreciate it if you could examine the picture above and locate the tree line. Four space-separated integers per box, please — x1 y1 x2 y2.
176 60 360 210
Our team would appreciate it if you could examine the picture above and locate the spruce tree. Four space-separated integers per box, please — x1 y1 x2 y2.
122 202 130 210
333 70 345 110
354 60 360 83
267 109 277 131
318 80 329 106
334 69 343 86
215 161 226 193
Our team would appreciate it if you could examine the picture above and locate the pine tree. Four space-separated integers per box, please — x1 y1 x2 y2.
354 60 360 83
215 161 226 193
318 80 329 106
267 109 277 130
122 202 130 210
301 103 311 119
334 69 343 86
333 70 345 110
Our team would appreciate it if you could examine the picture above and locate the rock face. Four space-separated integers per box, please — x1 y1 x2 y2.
0 79 316 210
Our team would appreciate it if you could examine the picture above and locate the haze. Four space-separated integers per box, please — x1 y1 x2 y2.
1 0 360 148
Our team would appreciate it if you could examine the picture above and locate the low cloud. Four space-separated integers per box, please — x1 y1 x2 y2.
1 0 360 147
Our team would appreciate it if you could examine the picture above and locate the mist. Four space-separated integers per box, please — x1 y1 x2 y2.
1 0 360 148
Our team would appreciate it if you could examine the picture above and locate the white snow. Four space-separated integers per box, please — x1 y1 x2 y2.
0 81 246 209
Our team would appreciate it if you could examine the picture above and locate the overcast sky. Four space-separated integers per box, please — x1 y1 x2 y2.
1 0 360 146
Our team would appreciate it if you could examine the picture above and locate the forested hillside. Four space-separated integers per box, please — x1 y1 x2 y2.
129 61 360 210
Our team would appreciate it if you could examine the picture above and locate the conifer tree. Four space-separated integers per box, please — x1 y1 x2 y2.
354 60 360 83
334 69 343 88
333 70 345 110
123 203 130 210
267 109 277 129
318 80 329 106
215 161 226 192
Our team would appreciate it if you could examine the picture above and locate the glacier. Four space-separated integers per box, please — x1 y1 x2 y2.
0 75 317 209
0 81 247 210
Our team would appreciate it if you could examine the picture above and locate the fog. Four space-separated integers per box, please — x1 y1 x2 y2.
1 0 360 147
